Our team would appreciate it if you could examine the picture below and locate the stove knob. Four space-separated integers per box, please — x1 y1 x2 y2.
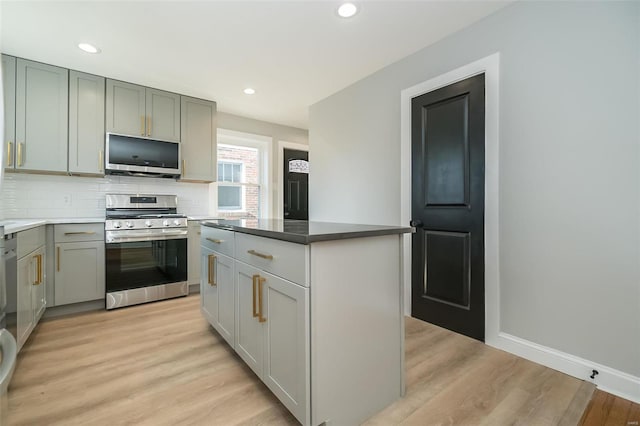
163 220 170 227
126 221 134 229
145 220 153 228
173 219 181 226
113 221 121 229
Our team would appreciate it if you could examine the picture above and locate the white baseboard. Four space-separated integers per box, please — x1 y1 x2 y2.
487 332 640 404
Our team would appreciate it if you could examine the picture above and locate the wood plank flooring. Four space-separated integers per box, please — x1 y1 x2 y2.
578 390 640 426
9 295 598 425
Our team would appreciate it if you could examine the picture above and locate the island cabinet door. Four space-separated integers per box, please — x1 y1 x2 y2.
234 261 264 378
200 246 218 327
214 251 235 348
262 271 310 426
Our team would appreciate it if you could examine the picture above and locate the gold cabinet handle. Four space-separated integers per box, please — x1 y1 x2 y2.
33 254 42 285
206 238 224 244
182 159 186 176
6 142 12 167
258 277 266 323
98 150 103 172
247 250 273 260
140 116 145 136
252 274 259 318
64 231 96 236
38 254 43 284
207 254 216 286
57 246 60 272
17 142 23 167
147 116 151 137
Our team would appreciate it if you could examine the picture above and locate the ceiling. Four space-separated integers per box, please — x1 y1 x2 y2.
1 1 511 129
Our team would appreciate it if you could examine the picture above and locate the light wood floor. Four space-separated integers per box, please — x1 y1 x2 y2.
10 295 596 425
579 390 640 426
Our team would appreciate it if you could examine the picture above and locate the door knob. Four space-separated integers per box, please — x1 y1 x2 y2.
410 219 423 228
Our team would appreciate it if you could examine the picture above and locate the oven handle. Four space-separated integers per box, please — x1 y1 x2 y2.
106 230 188 244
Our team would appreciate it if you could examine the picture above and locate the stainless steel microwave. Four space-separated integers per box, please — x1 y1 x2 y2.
105 133 181 178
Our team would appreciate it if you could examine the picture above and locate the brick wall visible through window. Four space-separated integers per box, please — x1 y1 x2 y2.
217 144 260 218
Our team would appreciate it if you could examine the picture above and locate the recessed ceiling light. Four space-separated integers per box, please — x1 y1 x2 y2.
243 88 256 95
78 43 101 54
337 2 358 18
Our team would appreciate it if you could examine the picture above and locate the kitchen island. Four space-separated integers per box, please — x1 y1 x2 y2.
200 219 412 426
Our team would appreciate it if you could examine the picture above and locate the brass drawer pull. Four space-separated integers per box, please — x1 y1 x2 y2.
252 275 259 318
208 254 216 286
6 142 12 167
140 116 145 136
33 254 42 285
64 231 96 236
206 238 224 244
258 276 266 323
147 116 152 137
248 250 273 260
17 142 24 166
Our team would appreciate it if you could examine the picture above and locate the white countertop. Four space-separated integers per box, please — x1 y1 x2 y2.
187 216 224 221
0 217 105 234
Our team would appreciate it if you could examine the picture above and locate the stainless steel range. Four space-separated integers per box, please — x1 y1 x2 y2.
105 194 188 310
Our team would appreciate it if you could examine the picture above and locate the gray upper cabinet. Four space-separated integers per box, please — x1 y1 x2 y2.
180 96 217 181
69 71 105 175
15 58 68 172
146 88 180 142
105 79 146 137
106 79 180 142
2 55 16 169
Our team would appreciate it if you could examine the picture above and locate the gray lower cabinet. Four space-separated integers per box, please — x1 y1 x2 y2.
200 245 218 324
2 54 16 169
187 221 201 287
180 96 217 182
16 226 46 351
201 225 309 424
235 261 309 423
106 79 180 142
15 58 68 172
200 244 235 348
54 224 105 305
69 71 105 175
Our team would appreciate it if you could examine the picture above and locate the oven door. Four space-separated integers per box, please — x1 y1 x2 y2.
106 233 187 293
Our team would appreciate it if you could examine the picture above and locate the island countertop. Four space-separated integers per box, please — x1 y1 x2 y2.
201 219 413 244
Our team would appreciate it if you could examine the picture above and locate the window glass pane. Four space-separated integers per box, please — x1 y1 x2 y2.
217 145 259 184
218 186 242 210
217 163 223 181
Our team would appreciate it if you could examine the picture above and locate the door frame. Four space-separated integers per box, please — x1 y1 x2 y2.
400 52 500 345
277 141 309 220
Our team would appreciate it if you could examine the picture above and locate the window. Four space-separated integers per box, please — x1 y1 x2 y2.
217 162 243 210
216 130 270 219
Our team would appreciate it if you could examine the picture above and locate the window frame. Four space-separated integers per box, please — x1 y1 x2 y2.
216 129 271 218
217 160 245 211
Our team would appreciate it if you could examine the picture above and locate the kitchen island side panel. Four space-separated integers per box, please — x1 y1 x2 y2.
310 234 403 426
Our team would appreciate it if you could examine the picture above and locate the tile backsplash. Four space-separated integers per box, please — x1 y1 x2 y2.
0 173 212 219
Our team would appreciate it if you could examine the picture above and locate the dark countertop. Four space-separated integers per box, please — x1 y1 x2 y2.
201 219 413 244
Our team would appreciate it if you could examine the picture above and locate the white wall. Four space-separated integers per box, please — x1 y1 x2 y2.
309 0 640 384
0 173 210 218
217 112 308 218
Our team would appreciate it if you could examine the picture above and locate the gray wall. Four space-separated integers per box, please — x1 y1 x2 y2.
309 1 640 376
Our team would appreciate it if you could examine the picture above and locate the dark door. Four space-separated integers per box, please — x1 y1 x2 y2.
411 73 485 341
283 148 309 220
